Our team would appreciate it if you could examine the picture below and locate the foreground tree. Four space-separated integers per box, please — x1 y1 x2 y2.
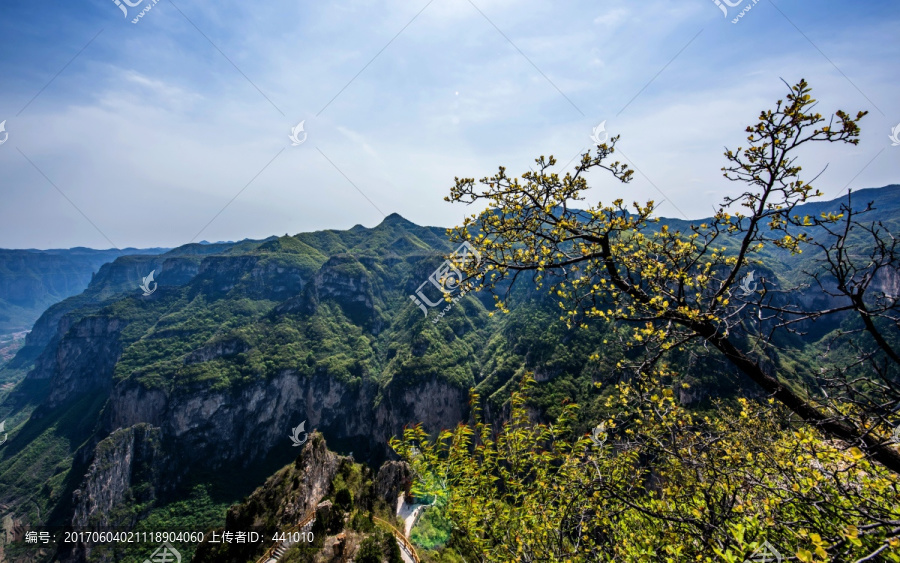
444 79 900 472
394 376 900 562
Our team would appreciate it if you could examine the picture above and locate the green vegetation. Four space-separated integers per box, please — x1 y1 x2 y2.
0 390 106 527
447 79 900 469
396 376 900 561
410 502 452 551
383 78 900 561
84 484 231 562
356 530 403 563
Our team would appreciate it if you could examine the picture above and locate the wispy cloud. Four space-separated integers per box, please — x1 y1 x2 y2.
0 0 897 248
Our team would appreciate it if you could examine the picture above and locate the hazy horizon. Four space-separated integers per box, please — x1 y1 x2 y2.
3 182 900 252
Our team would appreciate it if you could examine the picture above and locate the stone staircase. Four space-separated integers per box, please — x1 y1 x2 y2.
256 511 317 563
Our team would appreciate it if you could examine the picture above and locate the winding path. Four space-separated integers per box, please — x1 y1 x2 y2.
396 496 431 537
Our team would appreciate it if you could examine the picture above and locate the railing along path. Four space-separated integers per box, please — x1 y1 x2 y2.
373 516 421 563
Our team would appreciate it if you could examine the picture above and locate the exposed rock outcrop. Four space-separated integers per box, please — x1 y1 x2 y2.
31 314 128 409
64 424 167 563
184 338 251 365
105 371 468 472
192 433 344 563
22 255 199 353
310 255 378 325
374 461 413 505
71 423 165 530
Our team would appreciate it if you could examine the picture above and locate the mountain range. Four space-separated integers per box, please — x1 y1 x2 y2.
0 184 897 562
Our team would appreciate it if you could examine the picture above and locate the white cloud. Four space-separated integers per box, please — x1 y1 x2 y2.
0 0 896 248
594 8 628 27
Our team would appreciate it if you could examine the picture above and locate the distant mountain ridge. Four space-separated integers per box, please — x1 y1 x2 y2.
4 182 895 338
0 237 292 336
0 247 169 334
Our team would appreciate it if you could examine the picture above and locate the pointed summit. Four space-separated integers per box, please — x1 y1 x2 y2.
379 213 415 228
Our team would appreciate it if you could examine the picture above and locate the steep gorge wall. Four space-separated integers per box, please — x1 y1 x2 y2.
105 370 468 471
71 423 165 530
27 314 128 411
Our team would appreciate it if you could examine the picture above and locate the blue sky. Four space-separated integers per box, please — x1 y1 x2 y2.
0 0 898 249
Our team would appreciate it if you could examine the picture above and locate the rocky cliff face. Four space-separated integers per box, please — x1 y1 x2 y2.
192 433 345 563
17 235 472 531
24 301 73 352
374 461 413 505
310 255 379 327
194 255 261 296
71 423 165 529
244 258 309 301
230 433 342 528
105 370 468 472
29 314 128 410
88 255 201 301
61 424 167 563
16 241 469 560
